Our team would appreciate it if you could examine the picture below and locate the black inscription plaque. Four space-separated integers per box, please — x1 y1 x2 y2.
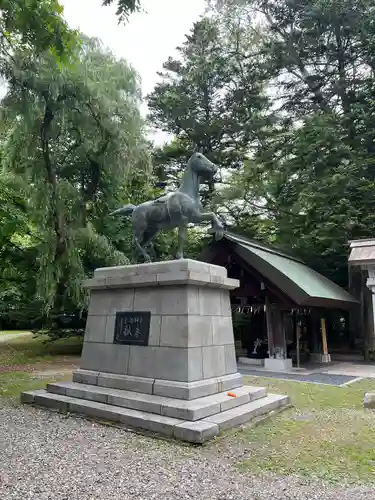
113 311 151 346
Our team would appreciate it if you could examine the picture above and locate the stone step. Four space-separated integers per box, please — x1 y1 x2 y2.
21 389 290 443
179 394 290 442
203 393 289 429
46 381 267 421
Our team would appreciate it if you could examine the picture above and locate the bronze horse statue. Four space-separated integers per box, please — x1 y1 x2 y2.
110 152 224 262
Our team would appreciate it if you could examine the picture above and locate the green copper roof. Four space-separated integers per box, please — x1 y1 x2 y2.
220 233 358 309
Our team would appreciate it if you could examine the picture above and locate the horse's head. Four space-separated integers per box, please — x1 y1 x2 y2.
188 152 221 183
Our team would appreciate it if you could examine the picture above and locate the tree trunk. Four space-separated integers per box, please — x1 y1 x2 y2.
40 96 68 299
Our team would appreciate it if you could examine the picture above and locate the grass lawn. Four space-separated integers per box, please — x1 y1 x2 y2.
232 375 375 485
0 371 74 398
0 334 82 399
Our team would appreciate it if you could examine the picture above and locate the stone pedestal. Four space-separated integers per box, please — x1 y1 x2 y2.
264 357 293 372
310 353 331 364
21 260 289 443
364 392 375 408
238 357 265 367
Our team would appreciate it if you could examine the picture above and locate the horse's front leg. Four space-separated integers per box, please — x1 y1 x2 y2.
176 225 187 259
192 211 224 240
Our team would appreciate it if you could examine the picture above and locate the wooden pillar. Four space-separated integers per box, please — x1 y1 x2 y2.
296 320 301 369
271 307 285 357
321 318 328 355
282 310 288 359
264 300 293 371
265 296 274 358
311 313 319 353
310 317 331 363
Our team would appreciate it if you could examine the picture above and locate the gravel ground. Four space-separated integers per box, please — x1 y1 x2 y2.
1 401 375 500
238 366 358 386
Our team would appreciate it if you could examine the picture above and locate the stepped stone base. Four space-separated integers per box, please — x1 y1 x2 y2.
21 376 289 443
72 369 244 400
21 259 290 442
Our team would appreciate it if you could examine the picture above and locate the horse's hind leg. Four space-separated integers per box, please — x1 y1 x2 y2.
132 223 152 263
140 228 159 262
133 234 152 263
133 226 159 263
131 209 154 263
146 241 157 261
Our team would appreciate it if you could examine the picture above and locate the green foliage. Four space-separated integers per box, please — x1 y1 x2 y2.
102 0 141 22
0 3 205 337
204 0 375 290
0 0 79 62
0 35 152 330
0 174 40 327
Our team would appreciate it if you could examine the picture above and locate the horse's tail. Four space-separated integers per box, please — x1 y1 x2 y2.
109 204 136 217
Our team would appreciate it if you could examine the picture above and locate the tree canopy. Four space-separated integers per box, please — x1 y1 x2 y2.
147 0 375 289
148 17 271 210
0 31 156 333
0 1 205 336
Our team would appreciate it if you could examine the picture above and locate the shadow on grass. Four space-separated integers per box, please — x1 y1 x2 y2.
0 334 82 367
0 335 82 401
0 330 32 336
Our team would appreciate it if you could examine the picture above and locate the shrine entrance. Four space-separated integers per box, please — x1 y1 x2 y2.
200 232 358 370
